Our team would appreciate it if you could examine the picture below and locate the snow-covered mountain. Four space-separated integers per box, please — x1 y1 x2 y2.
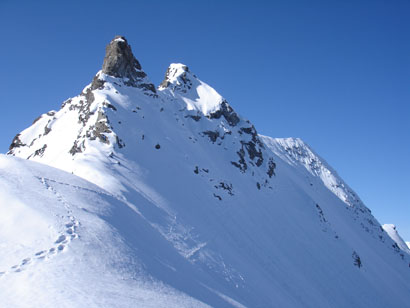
3 36 410 307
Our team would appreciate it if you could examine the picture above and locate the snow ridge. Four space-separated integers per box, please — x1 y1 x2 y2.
261 136 391 240
383 224 410 255
263 137 369 208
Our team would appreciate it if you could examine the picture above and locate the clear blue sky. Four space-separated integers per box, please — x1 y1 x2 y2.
1 0 409 240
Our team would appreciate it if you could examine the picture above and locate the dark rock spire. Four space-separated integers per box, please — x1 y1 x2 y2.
100 36 156 93
102 36 142 78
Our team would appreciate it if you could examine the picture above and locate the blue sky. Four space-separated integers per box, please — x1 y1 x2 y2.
1 0 409 239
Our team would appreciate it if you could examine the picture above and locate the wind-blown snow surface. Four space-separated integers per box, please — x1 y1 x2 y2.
4 37 410 307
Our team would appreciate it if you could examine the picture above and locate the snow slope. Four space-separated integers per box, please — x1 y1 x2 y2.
4 36 410 307
0 155 211 308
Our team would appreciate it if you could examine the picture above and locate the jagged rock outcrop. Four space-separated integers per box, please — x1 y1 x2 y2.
102 36 142 79
100 36 156 93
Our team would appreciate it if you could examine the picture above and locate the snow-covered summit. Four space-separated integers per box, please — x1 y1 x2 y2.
159 63 228 116
159 63 192 89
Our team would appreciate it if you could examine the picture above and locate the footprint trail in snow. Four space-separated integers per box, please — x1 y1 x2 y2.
0 177 80 277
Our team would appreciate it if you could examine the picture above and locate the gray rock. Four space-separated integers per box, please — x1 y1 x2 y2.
44 125 51 135
69 140 83 155
231 148 247 172
208 100 240 127
116 136 125 149
8 134 25 151
159 67 172 89
241 140 263 167
186 115 201 122
33 144 47 157
92 111 112 144
32 115 42 125
267 158 276 178
102 36 142 78
90 75 106 91
101 36 156 94
203 130 220 143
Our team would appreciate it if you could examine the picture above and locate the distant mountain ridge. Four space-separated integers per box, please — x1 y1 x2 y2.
2 36 410 308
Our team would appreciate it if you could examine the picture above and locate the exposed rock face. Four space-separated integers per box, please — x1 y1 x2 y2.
101 36 156 93
9 134 25 151
102 36 142 79
208 100 240 126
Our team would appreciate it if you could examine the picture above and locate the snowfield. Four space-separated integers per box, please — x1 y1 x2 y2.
0 155 210 308
2 36 410 307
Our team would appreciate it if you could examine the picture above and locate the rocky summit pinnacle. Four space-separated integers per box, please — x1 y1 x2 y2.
102 36 142 78
100 36 156 93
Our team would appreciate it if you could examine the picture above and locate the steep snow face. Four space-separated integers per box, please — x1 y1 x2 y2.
263 137 366 209
261 137 382 231
262 135 410 256
383 224 410 255
4 36 410 307
407 242 410 249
